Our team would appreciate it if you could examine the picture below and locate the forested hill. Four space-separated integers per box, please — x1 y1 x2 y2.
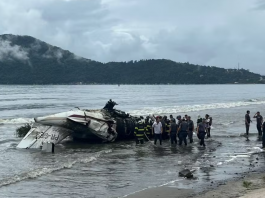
0 34 264 84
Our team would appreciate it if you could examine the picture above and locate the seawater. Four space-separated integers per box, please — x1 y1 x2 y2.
0 85 265 198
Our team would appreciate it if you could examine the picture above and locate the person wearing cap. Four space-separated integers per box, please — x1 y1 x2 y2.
197 118 206 147
253 112 263 138
134 116 146 144
152 116 163 145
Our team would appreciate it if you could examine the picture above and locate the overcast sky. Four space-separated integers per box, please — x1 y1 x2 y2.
1 0 265 73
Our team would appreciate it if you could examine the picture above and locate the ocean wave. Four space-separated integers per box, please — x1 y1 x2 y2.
129 100 265 116
248 99 259 102
2 99 265 124
0 149 112 187
0 118 34 124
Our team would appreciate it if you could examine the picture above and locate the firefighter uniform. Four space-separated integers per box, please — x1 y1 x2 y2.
162 120 170 139
144 119 152 139
134 120 146 144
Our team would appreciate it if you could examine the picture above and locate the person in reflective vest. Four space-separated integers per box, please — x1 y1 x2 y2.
144 116 152 139
134 117 146 144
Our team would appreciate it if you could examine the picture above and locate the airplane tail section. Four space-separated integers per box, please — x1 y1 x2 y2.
17 124 72 149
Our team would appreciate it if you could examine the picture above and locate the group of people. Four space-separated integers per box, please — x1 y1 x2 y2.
134 114 212 147
245 110 265 147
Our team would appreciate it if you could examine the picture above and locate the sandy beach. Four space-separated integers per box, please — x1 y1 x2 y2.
125 170 265 198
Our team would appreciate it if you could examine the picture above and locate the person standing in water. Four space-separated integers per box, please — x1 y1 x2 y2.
160 116 166 140
197 118 206 147
262 121 265 148
197 115 202 127
205 114 212 138
134 117 146 144
169 119 177 145
253 112 263 138
144 116 152 139
187 116 194 143
152 117 163 145
178 118 188 146
245 110 251 139
170 115 175 122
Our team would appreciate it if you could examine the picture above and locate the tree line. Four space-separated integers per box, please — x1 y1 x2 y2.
0 34 264 84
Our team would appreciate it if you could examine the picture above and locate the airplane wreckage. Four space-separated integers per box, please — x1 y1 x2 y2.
17 100 147 150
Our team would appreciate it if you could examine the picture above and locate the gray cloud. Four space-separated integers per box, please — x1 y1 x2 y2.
0 0 265 73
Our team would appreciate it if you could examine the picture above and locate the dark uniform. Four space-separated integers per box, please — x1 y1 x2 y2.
254 115 263 137
178 120 188 146
187 119 194 143
161 118 166 140
262 122 265 148
197 117 202 126
134 120 146 144
170 122 178 144
198 122 206 147
245 113 251 136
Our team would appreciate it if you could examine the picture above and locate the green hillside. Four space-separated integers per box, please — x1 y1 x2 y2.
0 34 264 84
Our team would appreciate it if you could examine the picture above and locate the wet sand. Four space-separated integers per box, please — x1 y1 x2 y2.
240 188 265 198
124 187 192 198
193 172 265 198
125 167 265 198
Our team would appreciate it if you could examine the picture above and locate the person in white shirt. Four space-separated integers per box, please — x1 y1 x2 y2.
152 116 163 145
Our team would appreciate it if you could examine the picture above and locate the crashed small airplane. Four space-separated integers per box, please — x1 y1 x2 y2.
17 100 139 150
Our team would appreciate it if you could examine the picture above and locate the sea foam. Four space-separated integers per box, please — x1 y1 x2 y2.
129 99 265 116
0 149 112 187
